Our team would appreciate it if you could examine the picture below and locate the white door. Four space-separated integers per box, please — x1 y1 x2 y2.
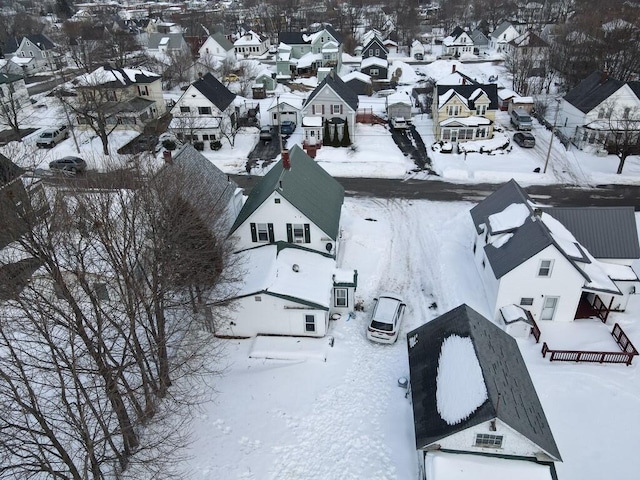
541 296 559 321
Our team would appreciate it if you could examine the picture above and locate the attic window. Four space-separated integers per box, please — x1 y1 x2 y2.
274 198 280 204
475 433 503 448
538 259 554 277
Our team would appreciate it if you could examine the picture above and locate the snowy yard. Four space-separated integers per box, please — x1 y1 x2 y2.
184 199 640 480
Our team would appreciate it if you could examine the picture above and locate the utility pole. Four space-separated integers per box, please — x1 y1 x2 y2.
277 94 283 153
543 98 560 174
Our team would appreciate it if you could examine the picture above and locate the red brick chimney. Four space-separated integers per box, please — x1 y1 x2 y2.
282 149 290 169
600 71 608 84
452 64 456 73
163 150 172 164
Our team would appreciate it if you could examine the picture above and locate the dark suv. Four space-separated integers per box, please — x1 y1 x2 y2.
280 121 296 135
513 132 535 148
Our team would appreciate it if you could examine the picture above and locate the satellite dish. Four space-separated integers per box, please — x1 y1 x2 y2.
325 242 333 252
292 264 299 272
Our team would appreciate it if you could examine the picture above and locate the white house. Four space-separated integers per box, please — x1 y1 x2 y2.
301 71 359 146
234 30 270 57
218 244 357 338
442 27 475 57
198 32 236 61
470 180 639 324
228 145 345 259
276 26 343 76
169 72 236 147
407 304 561 480
489 21 520 53
558 70 640 150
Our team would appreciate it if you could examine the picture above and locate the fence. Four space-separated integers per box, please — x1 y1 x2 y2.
541 323 638 366
530 317 541 343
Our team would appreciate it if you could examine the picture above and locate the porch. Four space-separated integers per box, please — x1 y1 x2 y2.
574 292 612 323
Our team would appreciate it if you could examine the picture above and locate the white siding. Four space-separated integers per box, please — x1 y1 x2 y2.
223 294 329 337
233 191 337 255
428 419 554 459
301 86 356 137
495 245 584 322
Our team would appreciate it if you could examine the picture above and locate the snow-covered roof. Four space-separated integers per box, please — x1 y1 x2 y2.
303 116 323 127
440 116 491 127
386 91 412 106
341 71 372 84
498 89 519 101
296 52 322 69
436 334 487 425
266 94 305 112
487 203 530 234
361 56 388 69
234 30 264 46
76 66 159 87
234 245 343 309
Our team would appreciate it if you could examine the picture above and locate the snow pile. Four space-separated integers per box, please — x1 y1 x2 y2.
487 202 530 233
436 334 487 425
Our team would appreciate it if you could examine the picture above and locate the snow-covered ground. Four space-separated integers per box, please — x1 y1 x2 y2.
184 199 640 480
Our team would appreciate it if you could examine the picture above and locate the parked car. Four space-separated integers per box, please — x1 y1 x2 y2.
49 156 87 174
259 126 273 142
366 293 406 344
223 73 240 82
36 125 69 148
510 108 533 131
280 121 296 135
513 132 536 148
390 117 410 130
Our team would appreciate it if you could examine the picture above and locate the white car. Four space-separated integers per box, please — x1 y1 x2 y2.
366 293 406 344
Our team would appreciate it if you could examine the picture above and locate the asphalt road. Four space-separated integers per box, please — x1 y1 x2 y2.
233 175 640 209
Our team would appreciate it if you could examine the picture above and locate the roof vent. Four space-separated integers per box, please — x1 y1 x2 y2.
292 264 300 272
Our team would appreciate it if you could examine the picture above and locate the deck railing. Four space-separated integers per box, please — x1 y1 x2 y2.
592 295 611 323
612 323 639 355
530 316 541 344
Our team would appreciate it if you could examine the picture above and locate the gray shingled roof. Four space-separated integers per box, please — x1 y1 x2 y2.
407 304 562 462
154 144 238 233
148 32 187 50
563 71 624 114
211 32 234 52
192 72 236 111
542 207 640 260
490 21 514 39
470 29 489 46
469 180 592 282
0 153 23 185
278 31 307 45
229 145 344 240
305 72 359 112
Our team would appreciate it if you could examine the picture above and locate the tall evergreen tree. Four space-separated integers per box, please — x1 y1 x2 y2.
323 119 331 146
341 121 351 147
332 123 339 146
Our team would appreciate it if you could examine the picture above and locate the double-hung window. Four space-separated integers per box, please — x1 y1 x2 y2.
257 223 269 242
538 259 553 277
305 314 316 332
334 288 348 307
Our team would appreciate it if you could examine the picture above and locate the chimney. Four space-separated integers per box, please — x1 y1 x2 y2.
533 207 543 218
600 70 608 84
452 64 456 73
282 149 290 169
163 150 172 164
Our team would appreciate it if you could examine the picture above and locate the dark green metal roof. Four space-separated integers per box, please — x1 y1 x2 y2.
229 145 344 239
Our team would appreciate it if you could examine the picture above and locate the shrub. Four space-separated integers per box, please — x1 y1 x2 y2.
193 141 205 151
341 121 351 147
210 140 222 150
162 139 177 151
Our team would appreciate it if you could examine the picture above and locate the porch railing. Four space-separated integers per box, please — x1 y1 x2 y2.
592 295 611 323
530 317 541 343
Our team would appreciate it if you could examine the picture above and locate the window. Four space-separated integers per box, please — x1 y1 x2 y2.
520 297 534 306
375 48 380 56
293 224 305 243
305 314 316 332
473 240 477 253
334 288 348 307
332 104 340 114
138 85 149 96
93 283 110 302
180 106 190 113
476 104 487 115
538 259 553 277
257 223 269 241
442 129 451 140
255 296 262 302
274 198 281 204
198 106 212 115
370 68 379 76
476 128 486 138
201 134 209 141
623 107 631 119
447 105 460 116
475 434 503 448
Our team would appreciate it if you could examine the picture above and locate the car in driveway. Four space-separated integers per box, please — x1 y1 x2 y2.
280 121 296 135
513 132 535 148
366 293 406 344
49 156 87 174
259 126 273 142
36 125 69 148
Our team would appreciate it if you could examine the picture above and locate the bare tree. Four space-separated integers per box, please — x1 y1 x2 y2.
591 105 640 174
0 162 239 478
0 71 33 141
163 49 195 89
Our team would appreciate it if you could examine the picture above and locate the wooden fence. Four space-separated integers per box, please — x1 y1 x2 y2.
541 323 638 366
530 317 541 343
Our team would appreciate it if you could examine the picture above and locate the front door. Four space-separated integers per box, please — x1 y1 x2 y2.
450 129 458 142
541 296 559 321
